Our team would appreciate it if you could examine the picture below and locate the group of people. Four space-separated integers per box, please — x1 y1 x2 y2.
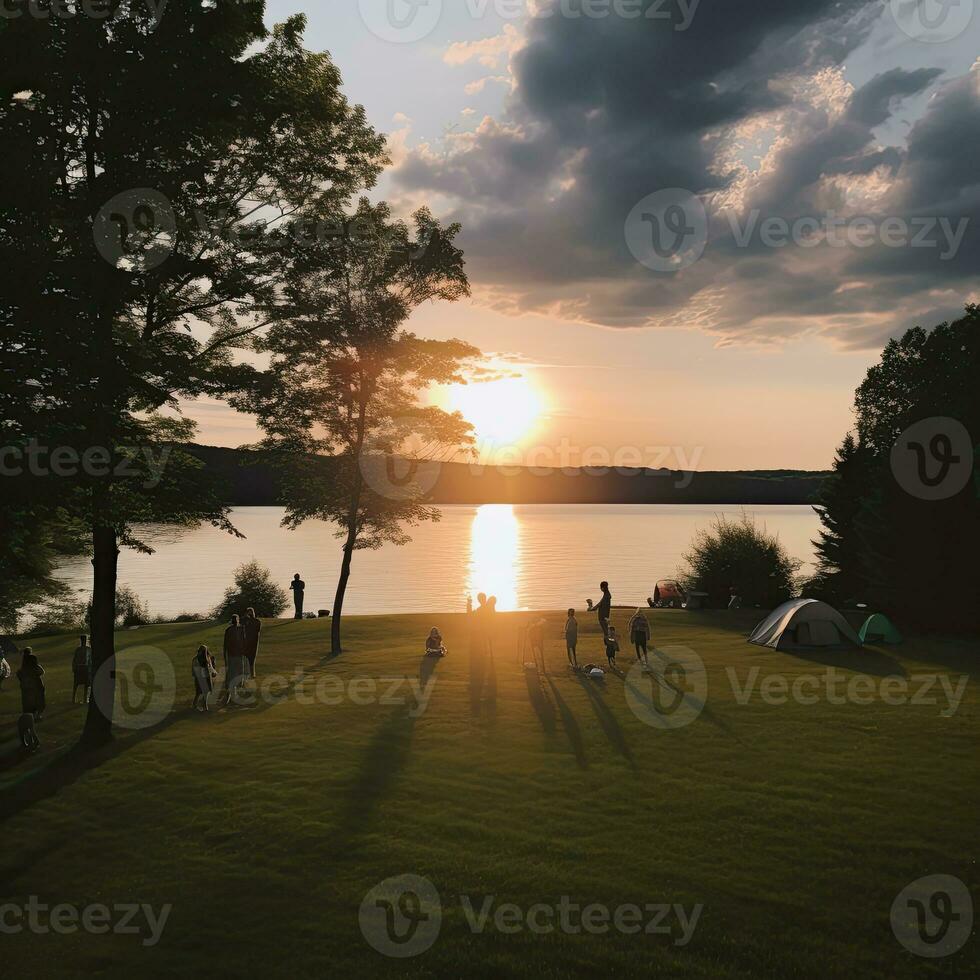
523 581 653 674
192 608 263 712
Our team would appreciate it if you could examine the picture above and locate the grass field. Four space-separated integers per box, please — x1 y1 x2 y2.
0 610 976 977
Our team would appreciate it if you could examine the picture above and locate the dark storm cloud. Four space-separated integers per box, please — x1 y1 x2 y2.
394 1 978 347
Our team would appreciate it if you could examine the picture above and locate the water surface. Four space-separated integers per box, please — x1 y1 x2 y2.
54 504 821 617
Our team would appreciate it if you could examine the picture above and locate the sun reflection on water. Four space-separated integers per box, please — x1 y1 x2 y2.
467 504 521 611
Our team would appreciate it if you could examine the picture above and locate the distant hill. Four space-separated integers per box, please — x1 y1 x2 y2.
184 444 830 506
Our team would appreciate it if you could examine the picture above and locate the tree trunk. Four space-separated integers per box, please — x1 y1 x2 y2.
330 534 356 655
81 524 118 747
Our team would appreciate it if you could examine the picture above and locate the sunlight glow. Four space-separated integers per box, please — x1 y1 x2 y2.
446 375 544 448
467 504 520 611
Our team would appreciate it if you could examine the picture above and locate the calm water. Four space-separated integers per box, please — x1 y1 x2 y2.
54 505 821 617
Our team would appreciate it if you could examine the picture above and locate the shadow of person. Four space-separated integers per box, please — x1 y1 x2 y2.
574 673 636 770
524 666 556 734
420 653 441 693
542 673 588 770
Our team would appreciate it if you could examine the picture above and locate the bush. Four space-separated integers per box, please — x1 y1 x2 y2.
82 584 153 629
683 512 801 608
212 560 289 621
24 594 88 637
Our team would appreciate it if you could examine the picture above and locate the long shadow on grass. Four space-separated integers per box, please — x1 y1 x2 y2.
325 657 438 861
540 672 588 770
524 667 556 735
0 712 185 826
574 672 636 770
635 653 741 741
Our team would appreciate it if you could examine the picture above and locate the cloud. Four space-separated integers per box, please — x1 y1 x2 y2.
395 1 977 349
444 24 523 68
465 75 512 96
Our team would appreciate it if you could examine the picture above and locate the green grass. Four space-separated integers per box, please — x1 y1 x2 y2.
1 610 976 978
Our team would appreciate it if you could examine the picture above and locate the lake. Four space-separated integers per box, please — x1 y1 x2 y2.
53 504 821 617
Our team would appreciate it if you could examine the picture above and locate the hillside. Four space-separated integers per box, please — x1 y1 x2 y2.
184 444 830 506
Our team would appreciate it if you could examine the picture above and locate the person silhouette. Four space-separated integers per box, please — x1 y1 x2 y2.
290 573 306 620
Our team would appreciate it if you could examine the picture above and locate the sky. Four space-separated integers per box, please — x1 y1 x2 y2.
188 0 979 471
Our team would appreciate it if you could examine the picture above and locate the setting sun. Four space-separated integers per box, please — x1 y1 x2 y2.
444 375 544 448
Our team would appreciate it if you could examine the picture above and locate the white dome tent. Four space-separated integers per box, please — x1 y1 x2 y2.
748 599 863 651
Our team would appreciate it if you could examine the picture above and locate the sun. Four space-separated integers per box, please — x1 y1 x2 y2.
445 375 544 447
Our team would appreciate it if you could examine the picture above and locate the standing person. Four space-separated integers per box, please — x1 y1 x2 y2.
221 615 247 706
0 653 10 692
17 648 45 720
192 645 217 712
564 608 579 669
289 573 306 619
604 627 620 671
243 608 262 679
628 609 651 666
589 581 612 640
72 634 93 704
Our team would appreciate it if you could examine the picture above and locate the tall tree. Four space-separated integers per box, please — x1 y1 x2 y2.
243 201 479 654
814 306 980 630
0 4 385 743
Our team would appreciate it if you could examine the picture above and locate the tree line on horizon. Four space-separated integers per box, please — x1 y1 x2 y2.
0 3 480 747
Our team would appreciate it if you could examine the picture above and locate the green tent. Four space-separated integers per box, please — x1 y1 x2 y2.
859 613 903 644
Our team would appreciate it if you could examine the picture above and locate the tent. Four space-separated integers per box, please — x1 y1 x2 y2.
748 599 863 651
859 613 903 645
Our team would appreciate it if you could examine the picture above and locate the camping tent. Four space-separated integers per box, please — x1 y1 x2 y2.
859 613 903 644
748 599 863 651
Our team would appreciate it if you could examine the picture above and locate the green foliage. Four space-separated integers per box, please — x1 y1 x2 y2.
815 306 980 630
683 512 801 607
242 200 480 651
0 5 386 738
213 561 289 621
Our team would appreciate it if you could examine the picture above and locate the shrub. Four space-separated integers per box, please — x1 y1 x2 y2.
24 594 88 637
683 512 801 608
212 560 289 621
82 584 153 629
